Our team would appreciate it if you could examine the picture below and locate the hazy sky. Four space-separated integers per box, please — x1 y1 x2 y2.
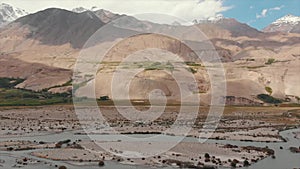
2 0 300 29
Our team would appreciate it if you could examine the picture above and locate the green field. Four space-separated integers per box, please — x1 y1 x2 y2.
0 77 71 106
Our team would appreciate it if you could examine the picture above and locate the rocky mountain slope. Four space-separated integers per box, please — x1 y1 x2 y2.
15 8 105 48
199 17 263 38
0 8 299 105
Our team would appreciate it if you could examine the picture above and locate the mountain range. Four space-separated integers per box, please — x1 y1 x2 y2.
0 3 299 105
1 3 300 33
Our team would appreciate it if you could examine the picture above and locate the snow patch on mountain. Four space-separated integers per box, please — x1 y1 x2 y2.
272 14 300 25
0 3 28 26
72 7 119 23
72 6 107 13
263 14 300 33
72 7 88 13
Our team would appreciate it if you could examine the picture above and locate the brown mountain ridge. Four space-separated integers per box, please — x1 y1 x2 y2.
0 8 299 105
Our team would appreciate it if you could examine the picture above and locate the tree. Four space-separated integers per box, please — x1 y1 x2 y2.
99 96 110 101
265 86 273 95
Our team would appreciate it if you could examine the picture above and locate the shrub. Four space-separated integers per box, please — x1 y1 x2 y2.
98 160 105 166
99 96 110 101
230 161 237 167
144 61 175 72
186 67 197 74
185 61 201 66
265 86 273 95
204 153 210 159
243 160 250 166
166 61 175 72
58 166 67 169
144 62 163 71
265 58 276 65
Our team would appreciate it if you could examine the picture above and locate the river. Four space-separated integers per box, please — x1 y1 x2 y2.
0 128 299 169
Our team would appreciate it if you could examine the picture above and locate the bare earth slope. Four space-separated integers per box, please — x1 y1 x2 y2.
0 54 72 91
0 8 299 104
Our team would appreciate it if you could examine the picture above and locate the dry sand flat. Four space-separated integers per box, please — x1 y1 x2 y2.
29 140 270 168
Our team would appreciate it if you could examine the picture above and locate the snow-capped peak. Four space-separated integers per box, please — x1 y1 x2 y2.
0 3 28 24
72 7 88 13
72 7 118 23
272 14 300 26
72 6 107 13
91 6 101 12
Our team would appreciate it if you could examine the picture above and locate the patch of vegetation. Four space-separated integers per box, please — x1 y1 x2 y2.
257 94 282 104
246 58 255 61
265 86 273 95
185 61 201 66
120 61 177 72
145 62 163 70
165 61 175 72
98 96 110 101
0 78 25 88
144 61 175 72
0 88 71 106
0 77 71 106
230 161 237 168
186 67 197 74
144 62 163 71
265 58 276 65
243 160 250 167
204 153 210 159
0 78 72 106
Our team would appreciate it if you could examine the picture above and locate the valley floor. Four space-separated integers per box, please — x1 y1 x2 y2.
0 105 299 168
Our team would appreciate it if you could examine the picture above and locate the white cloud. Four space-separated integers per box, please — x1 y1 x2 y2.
256 5 284 19
1 0 231 24
98 0 232 23
270 5 284 11
256 9 268 18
